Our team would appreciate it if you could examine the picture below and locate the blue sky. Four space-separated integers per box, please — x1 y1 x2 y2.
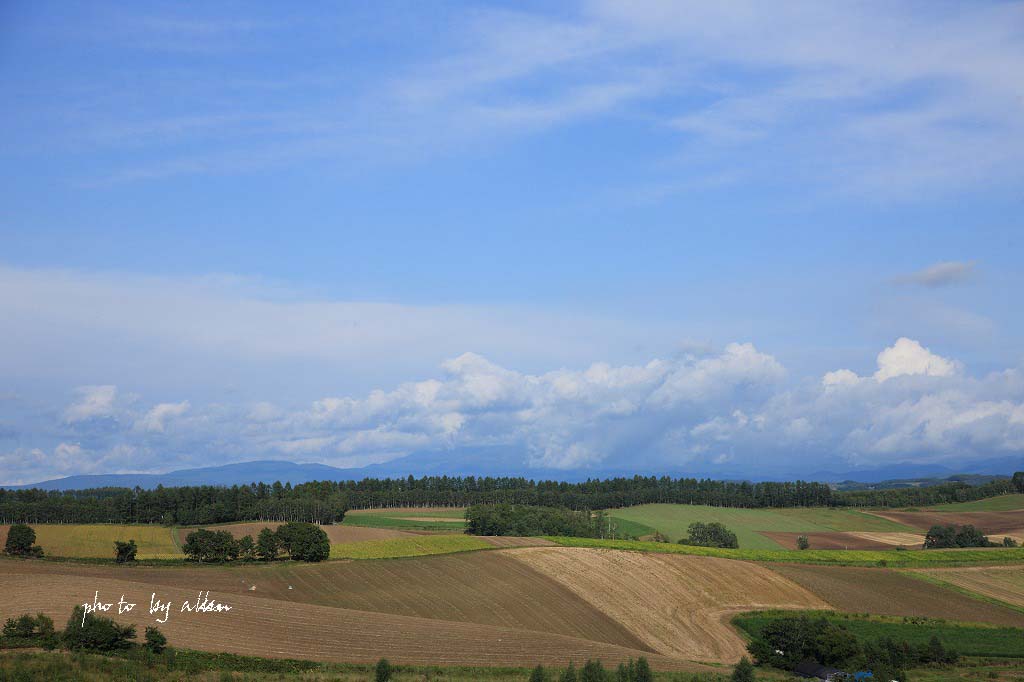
1 1 1023 483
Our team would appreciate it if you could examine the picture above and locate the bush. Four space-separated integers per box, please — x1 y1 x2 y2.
276 522 330 562
560 661 578 682
0 613 57 649
530 664 549 682
236 535 256 559
580 659 606 682
731 656 755 682
4 524 43 557
114 539 138 563
375 657 392 682
143 626 167 654
797 535 810 550
679 522 739 549
62 606 136 651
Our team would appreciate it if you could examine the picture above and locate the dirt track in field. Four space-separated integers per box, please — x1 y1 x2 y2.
175 523 414 546
865 509 1024 535
505 546 829 663
914 565 1024 609
769 563 1024 627
0 552 645 651
0 566 702 671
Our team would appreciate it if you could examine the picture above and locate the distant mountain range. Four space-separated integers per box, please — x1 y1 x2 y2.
3 447 1021 491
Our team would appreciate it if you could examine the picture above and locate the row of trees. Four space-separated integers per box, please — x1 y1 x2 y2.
1 472 1020 525
923 524 1016 549
182 522 330 562
464 504 613 538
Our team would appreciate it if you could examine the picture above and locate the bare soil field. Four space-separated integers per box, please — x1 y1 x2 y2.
0 553 645 650
505 546 829 663
479 536 556 548
769 563 1024 627
913 565 1024 609
0 566 700 671
175 522 414 546
758 531 903 550
865 510 1024 536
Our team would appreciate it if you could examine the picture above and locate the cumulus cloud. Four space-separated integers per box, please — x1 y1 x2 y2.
895 261 977 288
874 338 958 382
64 385 118 423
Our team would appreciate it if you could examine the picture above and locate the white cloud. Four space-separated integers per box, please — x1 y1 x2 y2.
874 337 958 382
64 385 118 423
895 261 977 288
136 401 190 433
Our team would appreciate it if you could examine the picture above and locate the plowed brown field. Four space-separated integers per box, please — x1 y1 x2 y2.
0 567 700 671
913 565 1024 609
175 523 413 546
865 509 1024 535
769 563 1024 627
758 531 891 550
505 546 829 663
0 552 644 650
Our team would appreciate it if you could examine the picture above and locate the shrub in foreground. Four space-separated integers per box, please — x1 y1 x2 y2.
3 523 43 557
62 606 136 652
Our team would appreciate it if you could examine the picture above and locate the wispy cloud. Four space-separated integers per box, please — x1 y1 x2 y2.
895 261 977 288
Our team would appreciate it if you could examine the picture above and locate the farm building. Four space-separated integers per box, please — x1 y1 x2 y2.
794 661 844 680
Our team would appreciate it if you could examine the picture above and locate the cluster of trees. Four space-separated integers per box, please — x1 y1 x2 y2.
678 522 739 549
182 522 330 562
923 524 1014 549
465 504 615 538
748 615 958 681
3 523 44 557
2 472 1020 526
0 608 166 656
524 657 754 682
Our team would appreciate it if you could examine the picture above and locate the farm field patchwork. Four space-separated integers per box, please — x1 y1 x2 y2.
767 563 1024 627
328 534 492 559
863 508 1024 537
0 567 700 671
912 565 1024 609
507 546 829 663
608 504 915 549
0 523 181 559
344 507 468 532
758 531 923 550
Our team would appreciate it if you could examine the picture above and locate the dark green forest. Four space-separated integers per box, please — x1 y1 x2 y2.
0 473 1019 526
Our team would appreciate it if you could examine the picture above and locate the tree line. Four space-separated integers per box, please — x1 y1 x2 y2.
1 472 1020 525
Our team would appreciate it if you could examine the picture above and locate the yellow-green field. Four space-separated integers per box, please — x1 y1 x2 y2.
328 534 492 559
928 494 1024 512
0 524 182 559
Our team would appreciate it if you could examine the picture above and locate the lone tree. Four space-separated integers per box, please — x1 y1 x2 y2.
634 657 652 682
114 539 138 563
731 657 756 682
797 535 810 550
276 522 330 562
1012 471 1024 493
679 521 739 549
530 664 548 682
559 661 578 682
375 657 392 682
256 527 281 561
143 626 167 653
4 524 43 557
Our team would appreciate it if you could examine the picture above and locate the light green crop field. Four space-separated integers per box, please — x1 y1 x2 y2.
546 536 1024 567
608 504 914 549
928 494 1024 511
0 524 182 559
343 508 468 531
328 534 491 559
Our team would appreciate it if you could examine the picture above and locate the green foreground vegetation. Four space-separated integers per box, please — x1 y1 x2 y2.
329 534 492 559
608 504 915 549
734 611 1024 658
547 536 1024 566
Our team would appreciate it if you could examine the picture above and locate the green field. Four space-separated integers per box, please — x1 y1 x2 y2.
343 508 468 532
328 534 491 559
546 536 1024 567
733 610 1024 658
928 494 1024 511
2 524 182 559
608 504 914 549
